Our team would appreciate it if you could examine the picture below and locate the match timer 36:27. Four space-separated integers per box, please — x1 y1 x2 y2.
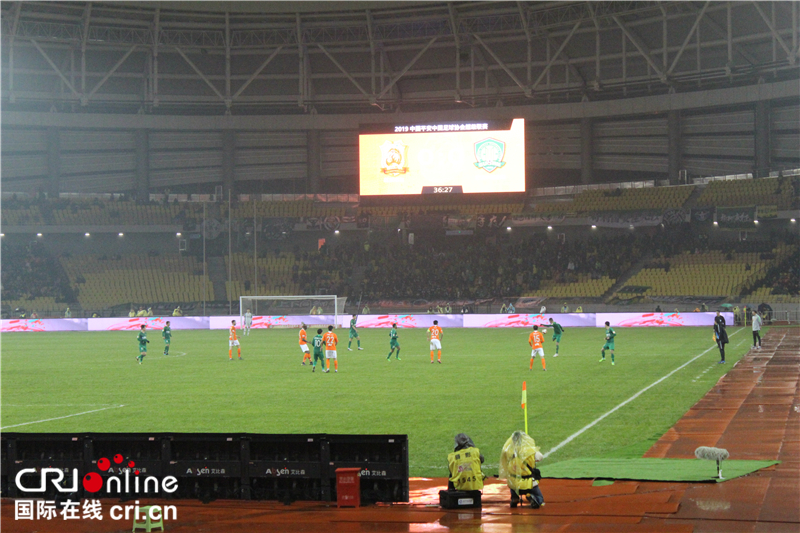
421 186 463 194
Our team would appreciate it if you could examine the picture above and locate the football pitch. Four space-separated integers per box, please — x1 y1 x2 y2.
1 325 755 477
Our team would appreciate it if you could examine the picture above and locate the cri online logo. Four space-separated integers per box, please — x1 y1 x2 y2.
16 452 177 494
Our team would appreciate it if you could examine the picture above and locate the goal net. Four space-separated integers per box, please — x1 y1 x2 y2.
239 295 347 328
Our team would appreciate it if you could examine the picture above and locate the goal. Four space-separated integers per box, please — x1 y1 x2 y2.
239 295 348 328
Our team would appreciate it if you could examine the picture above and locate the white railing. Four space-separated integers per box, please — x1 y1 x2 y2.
532 180 656 198
531 167 800 198
691 173 753 185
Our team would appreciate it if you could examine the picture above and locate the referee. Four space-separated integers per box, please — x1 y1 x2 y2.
714 311 728 364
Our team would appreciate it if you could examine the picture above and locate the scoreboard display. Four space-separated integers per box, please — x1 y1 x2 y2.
359 118 525 196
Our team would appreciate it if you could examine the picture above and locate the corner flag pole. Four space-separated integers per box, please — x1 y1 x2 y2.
521 381 528 434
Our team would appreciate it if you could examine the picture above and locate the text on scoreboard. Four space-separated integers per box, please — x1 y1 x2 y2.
359 119 525 196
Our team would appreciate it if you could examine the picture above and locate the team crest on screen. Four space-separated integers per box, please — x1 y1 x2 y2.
473 138 506 173
379 141 409 176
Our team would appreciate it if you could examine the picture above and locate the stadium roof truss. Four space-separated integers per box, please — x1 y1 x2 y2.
2 1 798 114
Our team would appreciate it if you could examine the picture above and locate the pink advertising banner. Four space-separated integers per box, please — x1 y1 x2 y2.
0 312 736 333
209 315 339 330
1 318 87 332
88 316 210 331
596 312 733 327
463 313 596 328
352 314 464 329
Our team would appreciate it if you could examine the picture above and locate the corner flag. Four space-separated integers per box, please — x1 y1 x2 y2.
521 381 528 434
521 381 527 409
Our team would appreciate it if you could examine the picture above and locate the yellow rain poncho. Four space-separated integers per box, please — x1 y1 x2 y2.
499 431 541 493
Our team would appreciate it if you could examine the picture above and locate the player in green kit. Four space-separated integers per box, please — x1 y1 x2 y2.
599 321 616 365
548 317 564 357
312 328 325 372
136 324 149 364
347 314 363 351
162 321 172 355
387 323 401 361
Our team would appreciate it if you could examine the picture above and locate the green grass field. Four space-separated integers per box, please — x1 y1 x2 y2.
1 325 755 477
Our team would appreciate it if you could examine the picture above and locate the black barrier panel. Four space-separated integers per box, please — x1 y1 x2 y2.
328 435 407 464
4 434 86 498
91 434 165 463
246 435 327 502
248 434 323 463
171 477 242 503
168 433 244 461
1 433 409 504
326 435 409 504
1 437 8 497
167 434 245 501
12 433 84 461
250 477 323 503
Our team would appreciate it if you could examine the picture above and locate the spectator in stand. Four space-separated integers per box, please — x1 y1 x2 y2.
362 304 370 314
500 303 508 313
0 242 75 308
64 307 71 318
30 310 38 319
655 305 662 312
507 302 515 313
561 303 570 313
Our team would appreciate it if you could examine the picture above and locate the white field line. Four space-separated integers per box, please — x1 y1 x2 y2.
542 328 745 459
1 404 125 430
3 404 118 407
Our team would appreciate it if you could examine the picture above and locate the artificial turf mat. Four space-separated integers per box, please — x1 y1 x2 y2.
540 458 779 483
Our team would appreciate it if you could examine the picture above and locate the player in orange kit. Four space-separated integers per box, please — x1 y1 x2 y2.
299 324 312 365
229 320 242 361
528 325 546 371
322 325 338 373
428 320 443 363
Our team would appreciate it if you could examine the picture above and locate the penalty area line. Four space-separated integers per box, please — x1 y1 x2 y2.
1 404 125 430
542 328 744 460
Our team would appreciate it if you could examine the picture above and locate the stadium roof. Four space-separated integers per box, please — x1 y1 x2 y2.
2 1 797 114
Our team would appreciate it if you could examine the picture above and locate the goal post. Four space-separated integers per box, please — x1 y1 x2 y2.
239 295 348 328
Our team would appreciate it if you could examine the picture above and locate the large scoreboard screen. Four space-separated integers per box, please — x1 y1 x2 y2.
358 118 525 196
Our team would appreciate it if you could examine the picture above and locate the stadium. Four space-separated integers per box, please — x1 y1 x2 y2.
1 1 798 532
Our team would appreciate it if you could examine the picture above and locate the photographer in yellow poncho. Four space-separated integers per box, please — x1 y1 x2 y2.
447 433 485 491
499 430 544 508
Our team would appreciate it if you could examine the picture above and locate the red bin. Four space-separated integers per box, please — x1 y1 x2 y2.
335 468 361 507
